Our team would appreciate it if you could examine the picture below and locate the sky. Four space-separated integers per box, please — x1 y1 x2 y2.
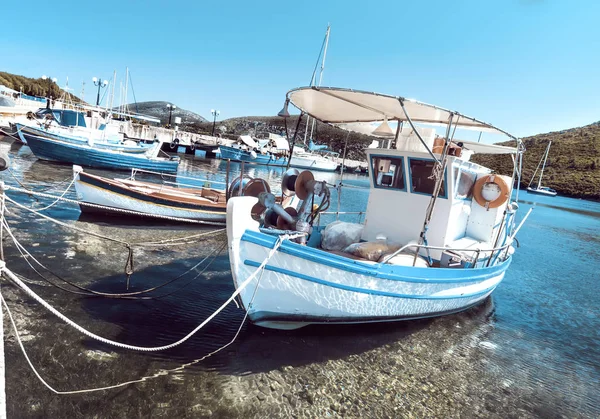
2 0 599 140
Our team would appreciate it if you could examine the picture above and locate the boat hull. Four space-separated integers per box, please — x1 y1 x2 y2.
74 171 226 222
227 197 509 329
219 145 288 166
19 125 179 173
289 154 338 172
526 187 557 196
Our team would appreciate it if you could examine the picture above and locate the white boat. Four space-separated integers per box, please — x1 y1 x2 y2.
526 141 557 196
226 86 528 330
290 146 339 171
73 166 227 222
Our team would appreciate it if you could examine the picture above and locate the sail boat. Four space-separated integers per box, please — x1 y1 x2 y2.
527 141 557 196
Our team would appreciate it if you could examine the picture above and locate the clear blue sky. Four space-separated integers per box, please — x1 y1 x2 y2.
2 0 599 139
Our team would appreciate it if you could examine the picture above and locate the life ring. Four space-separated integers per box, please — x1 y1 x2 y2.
169 138 180 149
190 141 196 151
473 174 509 209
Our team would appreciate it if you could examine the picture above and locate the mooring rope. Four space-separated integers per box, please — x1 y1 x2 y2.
0 257 264 394
1 215 227 299
0 233 301 352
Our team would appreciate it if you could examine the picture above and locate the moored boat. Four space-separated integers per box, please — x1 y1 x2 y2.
226 86 528 330
18 123 179 173
526 141 557 196
73 166 227 222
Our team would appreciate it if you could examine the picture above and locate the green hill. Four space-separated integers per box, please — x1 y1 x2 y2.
471 122 600 200
0 71 82 103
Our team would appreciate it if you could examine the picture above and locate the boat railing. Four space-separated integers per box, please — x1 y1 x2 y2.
317 211 366 224
380 241 513 267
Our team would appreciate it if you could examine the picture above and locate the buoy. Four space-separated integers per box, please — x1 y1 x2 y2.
0 152 10 171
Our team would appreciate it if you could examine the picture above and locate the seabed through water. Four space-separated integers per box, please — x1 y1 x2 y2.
0 136 598 418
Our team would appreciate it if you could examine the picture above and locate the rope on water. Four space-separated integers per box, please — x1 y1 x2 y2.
0 254 262 394
2 217 227 299
0 232 302 352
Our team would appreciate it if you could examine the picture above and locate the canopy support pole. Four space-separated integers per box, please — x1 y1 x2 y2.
412 113 454 266
398 99 440 164
286 113 304 169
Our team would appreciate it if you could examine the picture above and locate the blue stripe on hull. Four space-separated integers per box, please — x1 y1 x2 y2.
250 299 489 326
241 229 511 284
22 129 179 173
219 146 288 166
244 259 498 299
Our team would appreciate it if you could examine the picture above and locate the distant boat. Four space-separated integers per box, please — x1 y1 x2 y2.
17 124 179 173
73 166 226 222
219 134 338 172
527 141 557 196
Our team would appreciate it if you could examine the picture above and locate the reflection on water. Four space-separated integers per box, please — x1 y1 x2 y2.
1 137 599 417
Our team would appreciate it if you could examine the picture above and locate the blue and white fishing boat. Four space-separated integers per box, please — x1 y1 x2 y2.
17 123 179 172
219 135 289 167
226 86 528 330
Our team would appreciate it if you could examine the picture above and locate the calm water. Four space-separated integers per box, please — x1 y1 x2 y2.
0 138 599 417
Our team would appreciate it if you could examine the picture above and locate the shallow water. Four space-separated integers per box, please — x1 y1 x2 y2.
0 137 598 418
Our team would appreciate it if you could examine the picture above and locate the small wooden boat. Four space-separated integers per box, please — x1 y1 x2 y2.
73 166 226 223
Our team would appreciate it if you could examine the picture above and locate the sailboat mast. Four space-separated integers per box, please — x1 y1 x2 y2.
309 24 330 142
538 141 552 189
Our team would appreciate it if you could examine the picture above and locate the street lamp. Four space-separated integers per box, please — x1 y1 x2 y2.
211 109 220 136
92 77 108 106
166 104 177 128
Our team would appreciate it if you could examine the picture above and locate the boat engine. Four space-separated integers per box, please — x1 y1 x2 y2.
251 168 330 244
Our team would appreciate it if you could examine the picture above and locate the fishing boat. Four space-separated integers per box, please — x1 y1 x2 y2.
220 134 339 172
526 141 557 196
226 86 528 330
218 135 289 167
73 166 227 222
17 123 179 173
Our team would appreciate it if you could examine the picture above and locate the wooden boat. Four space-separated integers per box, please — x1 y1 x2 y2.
73 166 226 223
226 86 529 330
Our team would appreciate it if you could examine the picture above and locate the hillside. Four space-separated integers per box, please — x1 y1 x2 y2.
471 122 600 200
0 71 82 103
121 101 207 126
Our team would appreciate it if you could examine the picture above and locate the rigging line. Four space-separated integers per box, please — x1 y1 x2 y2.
29 177 76 211
128 72 139 114
2 217 226 298
0 252 262 395
4 194 129 246
0 233 299 352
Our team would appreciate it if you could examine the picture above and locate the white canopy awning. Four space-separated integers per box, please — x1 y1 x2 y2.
287 87 517 140
271 137 290 150
239 135 258 148
458 140 517 155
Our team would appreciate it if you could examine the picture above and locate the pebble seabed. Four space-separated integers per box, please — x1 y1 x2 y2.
0 158 597 418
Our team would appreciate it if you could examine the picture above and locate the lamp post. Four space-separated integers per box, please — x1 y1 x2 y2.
166 104 177 128
92 77 108 106
211 109 220 136
41 75 58 98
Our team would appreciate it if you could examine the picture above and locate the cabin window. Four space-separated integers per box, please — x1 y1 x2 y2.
408 158 447 198
370 156 406 191
453 167 476 200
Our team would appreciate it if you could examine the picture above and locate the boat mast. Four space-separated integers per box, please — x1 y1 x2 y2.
537 141 552 189
303 25 330 146
308 24 330 144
